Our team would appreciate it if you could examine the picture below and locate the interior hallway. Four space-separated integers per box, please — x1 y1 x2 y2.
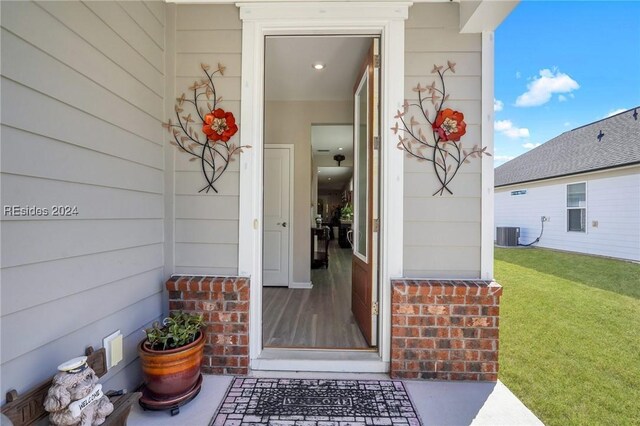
262 240 369 348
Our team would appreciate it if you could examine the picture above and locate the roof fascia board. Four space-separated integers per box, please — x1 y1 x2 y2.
495 162 640 189
459 0 519 33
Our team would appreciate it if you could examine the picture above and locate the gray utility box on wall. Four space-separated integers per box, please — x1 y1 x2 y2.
496 227 520 247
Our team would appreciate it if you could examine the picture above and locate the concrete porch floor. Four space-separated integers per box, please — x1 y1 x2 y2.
128 372 543 426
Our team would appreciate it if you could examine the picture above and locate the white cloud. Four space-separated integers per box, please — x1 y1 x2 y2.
495 120 530 139
564 121 571 127
605 108 627 118
515 68 580 107
558 95 567 102
494 99 504 112
494 155 515 167
515 71 521 79
522 142 541 150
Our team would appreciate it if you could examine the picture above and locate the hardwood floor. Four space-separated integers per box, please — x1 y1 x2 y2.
262 240 370 349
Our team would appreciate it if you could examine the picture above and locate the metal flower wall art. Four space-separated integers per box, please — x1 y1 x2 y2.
163 63 249 193
393 61 491 196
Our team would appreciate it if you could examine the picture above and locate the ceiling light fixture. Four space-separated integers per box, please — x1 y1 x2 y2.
312 63 325 70
338 147 343 151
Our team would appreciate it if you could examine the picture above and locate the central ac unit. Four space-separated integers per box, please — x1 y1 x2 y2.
496 227 520 247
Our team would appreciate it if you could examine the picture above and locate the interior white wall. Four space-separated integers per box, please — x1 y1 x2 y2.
0 0 166 404
265 101 353 284
403 3 483 279
495 167 640 261
173 4 242 275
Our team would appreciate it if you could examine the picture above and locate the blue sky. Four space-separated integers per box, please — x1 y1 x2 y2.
493 1 640 166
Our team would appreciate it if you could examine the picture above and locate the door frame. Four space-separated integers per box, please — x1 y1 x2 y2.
237 2 408 370
263 144 295 288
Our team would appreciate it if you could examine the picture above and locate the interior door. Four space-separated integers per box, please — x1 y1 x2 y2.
352 40 379 346
263 147 291 287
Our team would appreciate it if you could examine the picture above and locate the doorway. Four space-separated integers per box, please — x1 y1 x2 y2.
237 2 408 371
261 36 379 350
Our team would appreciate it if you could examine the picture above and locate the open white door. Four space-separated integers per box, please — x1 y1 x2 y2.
263 146 292 287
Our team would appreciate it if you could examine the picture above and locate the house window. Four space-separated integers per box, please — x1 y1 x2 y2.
567 183 586 232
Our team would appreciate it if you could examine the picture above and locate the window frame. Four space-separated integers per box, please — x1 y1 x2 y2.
566 182 587 233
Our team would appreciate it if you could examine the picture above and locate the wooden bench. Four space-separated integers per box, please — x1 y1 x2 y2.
1 347 141 426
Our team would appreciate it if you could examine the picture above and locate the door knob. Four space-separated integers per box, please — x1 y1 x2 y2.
277 222 287 227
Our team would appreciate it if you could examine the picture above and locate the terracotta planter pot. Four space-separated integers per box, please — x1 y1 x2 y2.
138 331 205 400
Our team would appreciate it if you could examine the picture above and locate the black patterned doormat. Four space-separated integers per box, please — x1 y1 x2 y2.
210 378 422 426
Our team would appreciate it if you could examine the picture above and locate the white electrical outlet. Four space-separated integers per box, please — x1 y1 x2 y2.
103 330 123 369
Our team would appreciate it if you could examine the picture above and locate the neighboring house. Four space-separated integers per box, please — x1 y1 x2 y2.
495 107 640 261
0 0 516 404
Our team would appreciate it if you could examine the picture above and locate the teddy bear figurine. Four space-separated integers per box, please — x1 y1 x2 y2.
44 356 114 426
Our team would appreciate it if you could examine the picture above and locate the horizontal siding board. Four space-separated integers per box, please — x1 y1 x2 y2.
36 0 164 97
83 0 164 72
0 35 162 143
1 174 164 221
404 197 481 223
404 76 481 101
175 171 239 196
176 77 241 101
174 150 241 173
403 269 480 279
1 127 163 194
406 28 481 52
0 83 163 170
174 266 238 276
404 246 480 273
118 0 165 49
175 219 239 244
175 195 238 220
0 292 162 390
176 4 241 30
1 10 162 121
175 243 238 268
176 30 241 54
0 219 163 268
405 52 481 77
404 172 481 198
1 244 163 315
1 267 163 363
404 221 480 247
176 53 242 77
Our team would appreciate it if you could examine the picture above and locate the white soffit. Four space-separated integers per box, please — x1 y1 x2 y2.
459 0 519 33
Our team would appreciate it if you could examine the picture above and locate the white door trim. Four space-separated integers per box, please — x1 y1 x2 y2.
264 144 295 288
237 1 408 369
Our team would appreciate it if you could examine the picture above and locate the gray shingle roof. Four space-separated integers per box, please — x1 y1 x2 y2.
495 107 640 187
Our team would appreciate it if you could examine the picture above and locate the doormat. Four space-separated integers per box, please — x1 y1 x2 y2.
210 378 422 426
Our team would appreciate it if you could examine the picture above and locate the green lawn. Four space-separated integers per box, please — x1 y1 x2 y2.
495 247 640 426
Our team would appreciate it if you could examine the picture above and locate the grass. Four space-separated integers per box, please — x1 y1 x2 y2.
495 247 640 426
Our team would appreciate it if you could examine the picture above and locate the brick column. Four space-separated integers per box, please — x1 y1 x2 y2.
166 276 249 375
391 279 502 381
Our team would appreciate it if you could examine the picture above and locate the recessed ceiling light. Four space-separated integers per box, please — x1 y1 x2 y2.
312 63 325 70
338 147 343 151
328 178 332 180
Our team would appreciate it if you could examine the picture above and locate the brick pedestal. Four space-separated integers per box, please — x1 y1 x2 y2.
166 275 249 375
391 279 502 381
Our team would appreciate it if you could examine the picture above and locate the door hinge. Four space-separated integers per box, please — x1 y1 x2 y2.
373 136 380 150
374 54 381 69
372 301 379 315
373 218 380 232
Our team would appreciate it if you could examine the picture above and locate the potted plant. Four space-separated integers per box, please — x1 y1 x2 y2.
340 204 353 222
138 312 205 401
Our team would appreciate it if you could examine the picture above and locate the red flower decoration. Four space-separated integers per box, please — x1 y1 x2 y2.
202 109 238 142
433 108 466 142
